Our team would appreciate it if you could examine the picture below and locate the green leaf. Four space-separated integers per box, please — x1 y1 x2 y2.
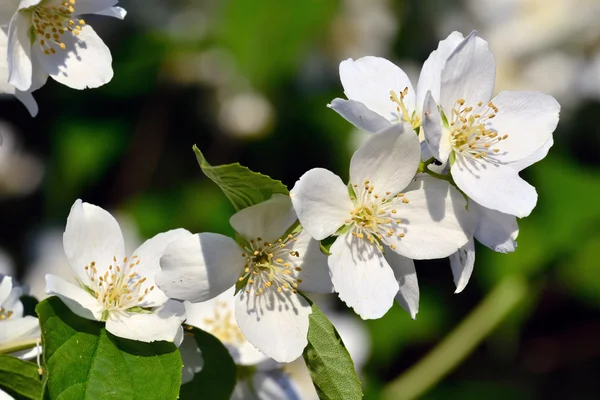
193 145 288 212
302 299 363 400
36 297 182 400
179 327 237 400
0 355 43 400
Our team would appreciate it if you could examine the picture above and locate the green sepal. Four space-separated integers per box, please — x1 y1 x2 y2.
347 183 357 201
125 306 153 314
319 236 337 256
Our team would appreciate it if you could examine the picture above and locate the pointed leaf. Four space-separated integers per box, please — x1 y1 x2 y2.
193 145 288 212
302 299 363 399
36 297 182 400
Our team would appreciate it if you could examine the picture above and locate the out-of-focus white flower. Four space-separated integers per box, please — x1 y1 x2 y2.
45 199 187 343
291 123 470 319
0 248 15 277
4 0 126 91
218 91 275 138
157 194 333 363
25 213 141 301
0 122 44 197
0 275 40 359
181 287 303 399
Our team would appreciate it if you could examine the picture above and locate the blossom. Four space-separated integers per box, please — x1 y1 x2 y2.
156 194 333 363
290 123 471 319
4 0 126 91
182 287 302 399
0 275 40 359
45 199 188 343
421 31 560 218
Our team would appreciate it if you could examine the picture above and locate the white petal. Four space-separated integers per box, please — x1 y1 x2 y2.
235 288 311 363
508 138 553 172
340 56 415 122
290 230 332 294
45 274 103 321
0 276 12 305
416 31 465 110
92 6 127 19
63 199 126 285
328 232 399 319
472 202 518 253
2 285 23 317
232 370 302 400
385 251 419 319
328 98 391 133
489 91 560 163
156 233 243 302
290 168 353 241
130 228 191 307
230 194 296 243
440 31 496 116
71 0 118 15
0 316 39 345
105 299 186 343
17 0 43 9
349 122 420 196
449 238 475 293
180 334 203 385
388 176 471 259
422 91 451 163
451 155 537 218
7 12 33 91
33 25 113 90
13 91 38 117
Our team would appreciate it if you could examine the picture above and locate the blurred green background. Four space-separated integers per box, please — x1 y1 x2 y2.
1 0 600 398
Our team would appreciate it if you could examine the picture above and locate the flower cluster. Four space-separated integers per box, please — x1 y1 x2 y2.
0 0 126 116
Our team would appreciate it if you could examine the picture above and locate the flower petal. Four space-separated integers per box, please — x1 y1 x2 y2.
289 230 332 294
339 56 415 122
328 232 399 319
387 175 472 259
105 299 186 343
489 91 560 163
63 199 126 285
416 31 465 110
180 334 203 385
290 168 353 241
232 370 302 400
92 6 127 19
13 91 38 117
229 194 296 243
156 233 243 302
71 0 118 15
449 238 475 293
45 274 103 321
7 12 33 91
472 202 518 253
440 31 496 116
235 288 311 363
508 138 553 172
328 98 391 133
33 25 113 90
422 91 452 163
451 155 537 218
0 316 39 345
0 276 13 305
349 122 420 196
385 250 419 319
129 228 191 308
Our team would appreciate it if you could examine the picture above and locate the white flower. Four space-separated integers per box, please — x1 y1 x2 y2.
45 199 188 343
156 194 333 363
4 0 126 91
0 275 40 359
181 287 303 399
290 123 471 319
328 32 467 134
421 31 560 218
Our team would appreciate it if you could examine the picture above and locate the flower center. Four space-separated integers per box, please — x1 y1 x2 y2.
31 0 86 55
0 307 14 321
83 255 155 314
346 180 409 251
389 87 421 129
202 300 245 345
238 234 303 296
448 99 508 160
